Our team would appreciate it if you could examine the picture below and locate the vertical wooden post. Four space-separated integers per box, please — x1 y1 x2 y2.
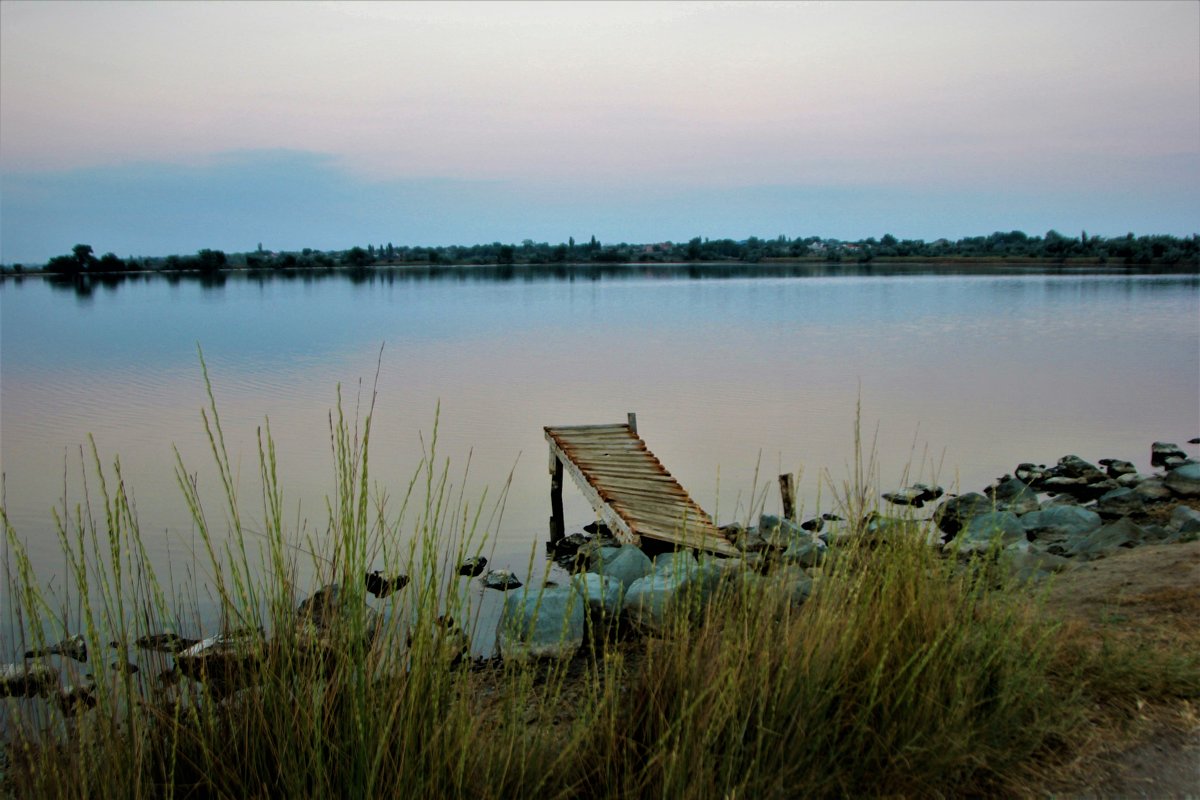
779 473 796 522
549 447 565 544
627 412 638 435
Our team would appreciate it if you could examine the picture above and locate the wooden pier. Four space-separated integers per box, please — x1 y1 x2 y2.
545 414 738 556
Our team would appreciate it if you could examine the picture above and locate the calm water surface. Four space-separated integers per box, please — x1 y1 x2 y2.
2 267 1198 654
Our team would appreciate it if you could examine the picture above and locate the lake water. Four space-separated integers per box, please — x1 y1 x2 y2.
2 266 1198 654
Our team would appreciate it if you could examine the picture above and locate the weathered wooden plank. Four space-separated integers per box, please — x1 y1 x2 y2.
617 505 714 530
546 424 630 433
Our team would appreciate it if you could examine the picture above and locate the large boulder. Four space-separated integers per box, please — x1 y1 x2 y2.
0 662 59 698
1099 458 1138 478
947 511 1025 556
934 493 994 537
1164 462 1200 497
587 544 653 588
623 553 722 635
1170 505 1200 535
496 584 585 663
781 535 827 568
1093 487 1145 519
570 572 626 618
1022 505 1102 545
1067 517 1146 560
1133 479 1173 502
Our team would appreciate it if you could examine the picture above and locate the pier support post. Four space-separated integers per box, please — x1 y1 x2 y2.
626 412 638 435
550 448 565 544
779 473 796 522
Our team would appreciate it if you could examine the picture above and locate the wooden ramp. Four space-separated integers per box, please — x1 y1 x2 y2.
545 417 738 556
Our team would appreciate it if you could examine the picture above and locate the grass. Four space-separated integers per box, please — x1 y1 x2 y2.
2 367 1197 798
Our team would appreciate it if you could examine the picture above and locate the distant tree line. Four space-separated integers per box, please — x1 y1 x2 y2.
13 230 1199 276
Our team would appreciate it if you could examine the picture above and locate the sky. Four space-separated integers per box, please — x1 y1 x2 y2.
0 0 1197 264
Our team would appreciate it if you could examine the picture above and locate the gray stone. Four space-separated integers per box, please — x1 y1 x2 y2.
781 535 827 568
1164 462 1200 497
986 476 1041 516
1151 442 1187 467
1021 505 1102 542
1116 472 1147 489
176 629 264 688
1094 487 1145 519
883 487 929 507
1133 479 1173 502
1068 517 1146 560
482 569 523 591
135 633 198 654
623 556 722 634
458 556 488 577
934 493 994 536
1053 455 1107 482
296 584 381 654
57 683 97 715
497 584 585 663
588 544 653 588
24 633 87 663
1169 505 1200 534
570 572 625 617
1002 548 1072 583
1099 458 1138 478
0 662 59 698
1015 463 1050 488
948 511 1025 555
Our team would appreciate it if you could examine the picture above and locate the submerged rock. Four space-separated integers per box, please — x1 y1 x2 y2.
57 683 97 715
364 570 409 598
24 633 87 663
482 569 523 591
496 584 585 663
458 556 488 577
0 662 59 698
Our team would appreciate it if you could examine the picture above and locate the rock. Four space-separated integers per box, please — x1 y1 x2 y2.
1133 479 1173 502
1151 442 1187 467
588 544 653 588
1053 455 1107 482
550 532 589 566
1169 505 1200 534
296 584 381 650
623 554 722 634
134 633 198 653
778 572 815 606
728 525 770 553
947 511 1024 555
407 615 469 668
111 660 139 675
1042 476 1119 501
1021 505 1102 543
781 535 827 568
757 514 805 547
1190 438 1200 445
57 683 97 715
1116 472 1146 488
934 492 993 536
1099 459 1138 478
570 572 625 617
364 570 408 598
799 516 824 532
24 633 87 663
174 629 265 689
0 662 59 698
583 520 612 536
458 556 488 577
1015 463 1050 488
482 569 523 591
986 475 1040 516
1093 487 1145 519
1067 517 1146 560
496 584 585 663
882 487 929 508
913 484 945 502
1164 462 1200 497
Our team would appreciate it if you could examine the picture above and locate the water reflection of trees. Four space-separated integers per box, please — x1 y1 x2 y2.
23 261 1200 300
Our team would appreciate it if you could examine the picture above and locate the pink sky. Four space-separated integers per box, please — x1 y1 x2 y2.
1 1 1197 261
